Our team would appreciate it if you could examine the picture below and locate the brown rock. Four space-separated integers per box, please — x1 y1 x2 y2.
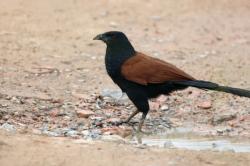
197 101 212 109
76 110 94 118
156 95 168 103
49 109 60 117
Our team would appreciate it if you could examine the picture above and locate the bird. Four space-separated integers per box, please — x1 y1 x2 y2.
93 31 250 132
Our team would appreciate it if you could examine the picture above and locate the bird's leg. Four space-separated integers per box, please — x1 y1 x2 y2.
124 109 140 123
137 112 147 132
115 110 140 126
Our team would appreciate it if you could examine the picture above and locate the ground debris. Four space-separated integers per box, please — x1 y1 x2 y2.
25 67 60 76
76 110 95 118
212 113 237 125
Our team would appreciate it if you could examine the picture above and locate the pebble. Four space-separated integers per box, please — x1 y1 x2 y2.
49 109 61 117
81 130 90 136
101 89 123 100
3 115 10 121
88 129 102 139
63 116 71 120
32 129 42 135
149 101 160 111
160 104 169 111
109 21 118 28
197 101 212 109
65 130 79 137
90 116 104 121
42 130 60 137
0 123 16 132
156 95 168 103
76 110 94 118
212 113 237 125
0 104 8 107
106 118 121 125
1 87 249 142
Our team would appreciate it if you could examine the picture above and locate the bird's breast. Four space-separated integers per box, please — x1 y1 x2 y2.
105 54 122 79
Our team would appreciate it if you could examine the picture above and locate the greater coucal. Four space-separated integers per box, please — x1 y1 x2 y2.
94 31 250 131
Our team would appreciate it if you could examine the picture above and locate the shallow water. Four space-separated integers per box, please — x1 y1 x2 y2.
131 138 250 152
130 128 250 153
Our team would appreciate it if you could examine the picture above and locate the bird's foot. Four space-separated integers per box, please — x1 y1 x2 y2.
113 120 132 126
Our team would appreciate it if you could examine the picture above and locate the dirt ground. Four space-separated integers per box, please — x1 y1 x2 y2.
0 130 250 166
0 0 250 165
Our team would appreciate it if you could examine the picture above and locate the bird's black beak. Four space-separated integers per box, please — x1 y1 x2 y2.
93 34 103 40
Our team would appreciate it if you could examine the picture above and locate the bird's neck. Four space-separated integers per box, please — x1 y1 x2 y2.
105 41 135 79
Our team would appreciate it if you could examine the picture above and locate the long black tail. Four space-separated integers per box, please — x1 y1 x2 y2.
173 80 250 98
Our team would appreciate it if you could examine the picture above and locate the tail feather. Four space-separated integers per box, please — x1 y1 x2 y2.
173 80 250 98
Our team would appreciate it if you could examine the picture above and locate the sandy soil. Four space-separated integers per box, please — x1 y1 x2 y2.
0 130 250 166
0 0 250 165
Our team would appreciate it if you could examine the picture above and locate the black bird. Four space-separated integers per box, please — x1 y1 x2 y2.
94 31 250 131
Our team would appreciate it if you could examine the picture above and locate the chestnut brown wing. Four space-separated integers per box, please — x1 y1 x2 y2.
121 52 195 85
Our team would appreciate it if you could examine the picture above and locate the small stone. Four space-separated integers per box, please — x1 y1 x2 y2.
87 129 102 139
90 116 104 121
197 101 212 109
49 109 60 117
149 101 160 111
106 118 121 125
101 89 123 100
76 110 94 118
109 21 118 28
65 130 79 137
32 129 42 135
3 115 10 121
212 113 237 125
216 127 232 134
63 116 71 120
42 130 60 137
0 123 16 132
156 95 168 103
239 115 250 122
199 54 208 58
160 104 169 111
81 130 90 136
0 104 8 107
95 122 103 127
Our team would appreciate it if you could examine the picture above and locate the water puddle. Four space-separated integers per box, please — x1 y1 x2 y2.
131 138 250 152
130 130 250 153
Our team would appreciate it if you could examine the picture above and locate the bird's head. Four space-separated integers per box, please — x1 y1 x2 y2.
93 31 129 44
